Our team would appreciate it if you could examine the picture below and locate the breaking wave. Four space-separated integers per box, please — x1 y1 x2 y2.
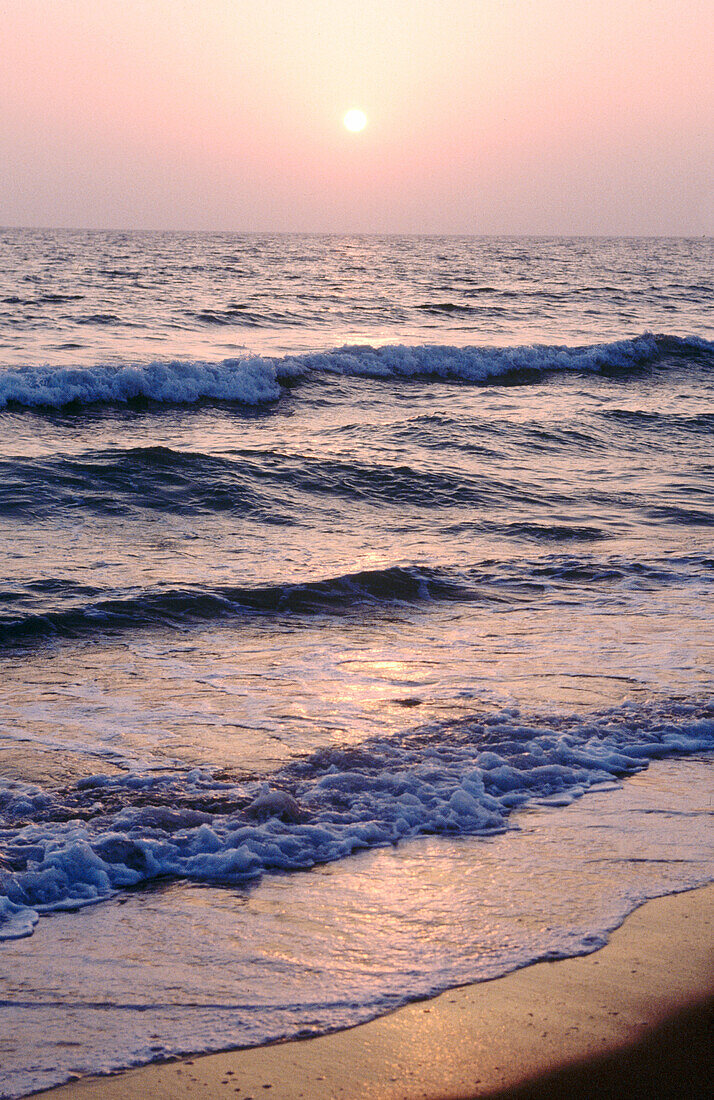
1 698 711 940
1 334 711 410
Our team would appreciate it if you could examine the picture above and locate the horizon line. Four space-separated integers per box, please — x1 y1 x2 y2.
1 224 711 241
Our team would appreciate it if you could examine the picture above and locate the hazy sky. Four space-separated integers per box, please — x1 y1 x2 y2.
2 0 712 234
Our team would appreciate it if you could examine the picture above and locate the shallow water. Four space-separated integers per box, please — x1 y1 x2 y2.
0 231 712 1095
1 759 711 1098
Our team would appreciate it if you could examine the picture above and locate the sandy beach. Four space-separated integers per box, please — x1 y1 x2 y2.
31 883 712 1100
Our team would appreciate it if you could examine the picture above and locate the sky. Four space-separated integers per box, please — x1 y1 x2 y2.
1 0 712 234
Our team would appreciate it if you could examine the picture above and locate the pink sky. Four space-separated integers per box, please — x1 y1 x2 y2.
1 0 712 233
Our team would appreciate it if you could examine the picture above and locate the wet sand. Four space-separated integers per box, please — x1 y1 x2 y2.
32 883 713 1100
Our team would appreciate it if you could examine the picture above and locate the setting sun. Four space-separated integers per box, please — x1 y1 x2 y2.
343 108 367 133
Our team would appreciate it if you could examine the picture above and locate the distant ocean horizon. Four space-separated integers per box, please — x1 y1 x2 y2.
3 225 711 234
1 230 712 1096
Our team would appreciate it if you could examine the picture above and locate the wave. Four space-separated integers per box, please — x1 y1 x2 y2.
500 521 608 541
1 556 710 648
0 566 475 646
647 505 714 527
0 447 288 521
191 305 313 328
1 334 711 411
3 441 711 531
600 408 714 436
0 358 282 410
1 697 711 940
73 313 122 325
0 444 572 519
1 293 85 305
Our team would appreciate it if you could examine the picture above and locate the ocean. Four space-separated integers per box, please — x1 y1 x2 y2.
0 230 712 1097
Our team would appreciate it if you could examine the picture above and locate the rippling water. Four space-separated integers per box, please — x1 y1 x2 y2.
1 231 712 1096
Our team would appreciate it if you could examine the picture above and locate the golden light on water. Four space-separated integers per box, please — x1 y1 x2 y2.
343 108 367 133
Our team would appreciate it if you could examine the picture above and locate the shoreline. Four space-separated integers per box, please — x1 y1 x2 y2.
32 882 713 1099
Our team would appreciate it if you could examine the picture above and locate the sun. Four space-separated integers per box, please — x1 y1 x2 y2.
343 109 367 133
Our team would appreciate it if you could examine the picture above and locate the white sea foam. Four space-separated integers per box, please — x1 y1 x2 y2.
1 334 710 409
1 701 711 940
2 757 713 1100
279 333 669 381
0 895 38 940
0 357 282 409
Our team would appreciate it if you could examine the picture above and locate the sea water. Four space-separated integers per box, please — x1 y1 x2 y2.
0 232 712 1096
